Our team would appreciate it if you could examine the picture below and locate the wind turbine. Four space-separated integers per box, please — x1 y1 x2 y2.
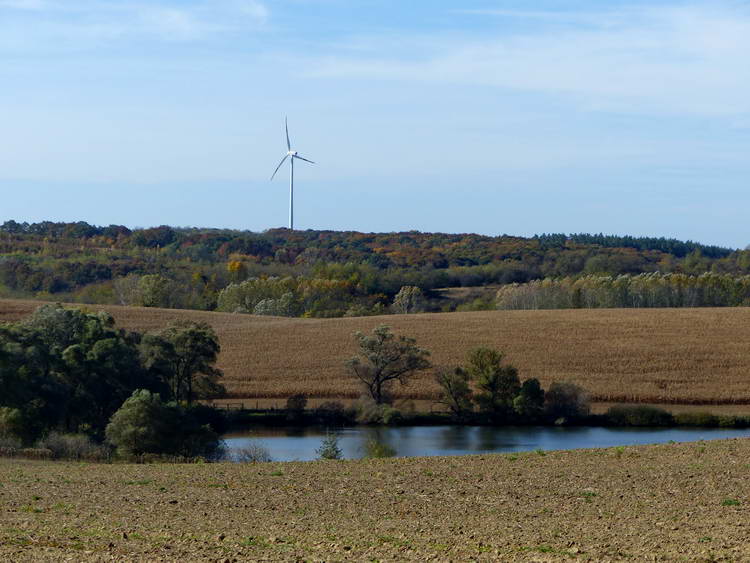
270 117 315 230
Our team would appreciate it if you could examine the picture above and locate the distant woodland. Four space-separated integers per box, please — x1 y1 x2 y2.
2 220 750 316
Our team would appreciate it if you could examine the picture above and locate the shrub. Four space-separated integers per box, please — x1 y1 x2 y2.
286 393 308 421
606 405 673 427
0 435 21 450
20 448 53 460
674 412 719 427
185 404 228 435
314 401 352 424
106 389 223 460
0 407 37 445
0 446 18 458
544 382 590 420
513 378 545 418
234 442 272 463
362 439 396 459
316 432 343 460
176 422 224 461
355 400 402 425
286 393 308 412
717 415 750 428
36 432 110 461
0 435 21 458
105 390 175 457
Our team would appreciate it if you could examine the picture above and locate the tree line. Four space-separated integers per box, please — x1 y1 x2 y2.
345 325 590 424
3 219 750 317
0 304 225 457
495 272 750 310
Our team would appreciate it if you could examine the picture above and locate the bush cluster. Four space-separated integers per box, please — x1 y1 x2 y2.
105 390 224 460
434 348 590 424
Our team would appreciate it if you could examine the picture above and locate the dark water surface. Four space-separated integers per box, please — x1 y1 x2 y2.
223 425 750 461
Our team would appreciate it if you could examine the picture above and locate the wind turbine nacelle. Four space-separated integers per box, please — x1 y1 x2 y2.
288 150 298 156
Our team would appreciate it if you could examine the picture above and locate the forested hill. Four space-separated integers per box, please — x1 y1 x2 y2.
1 220 747 316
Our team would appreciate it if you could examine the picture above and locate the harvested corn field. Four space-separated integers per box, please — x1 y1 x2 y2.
2 298 750 405
2 439 750 561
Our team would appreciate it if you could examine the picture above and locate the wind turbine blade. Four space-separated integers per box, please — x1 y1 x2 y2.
293 155 315 164
270 154 289 180
285 117 291 151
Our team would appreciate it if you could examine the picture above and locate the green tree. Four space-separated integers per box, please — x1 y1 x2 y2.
316 432 343 460
105 390 173 456
141 321 225 405
105 389 222 459
434 366 473 418
0 304 159 440
466 348 520 419
346 325 431 404
138 274 175 308
513 378 545 418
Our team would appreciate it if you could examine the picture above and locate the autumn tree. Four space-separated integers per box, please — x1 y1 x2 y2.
392 285 424 314
227 260 248 282
346 325 431 404
138 274 175 308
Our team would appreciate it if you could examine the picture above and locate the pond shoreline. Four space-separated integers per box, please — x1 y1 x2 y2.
223 405 750 432
222 423 750 461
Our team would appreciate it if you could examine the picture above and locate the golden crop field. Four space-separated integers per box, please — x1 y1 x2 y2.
2 298 750 405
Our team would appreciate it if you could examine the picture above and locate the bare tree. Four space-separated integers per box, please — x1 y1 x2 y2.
392 286 425 314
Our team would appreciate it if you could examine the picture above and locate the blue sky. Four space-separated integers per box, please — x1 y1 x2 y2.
1 1 749 247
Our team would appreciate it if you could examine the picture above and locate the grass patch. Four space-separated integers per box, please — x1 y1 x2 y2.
580 491 598 503
241 536 271 548
377 535 412 548
21 505 44 514
520 544 575 556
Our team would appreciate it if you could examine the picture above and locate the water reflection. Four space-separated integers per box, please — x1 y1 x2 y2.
223 425 750 462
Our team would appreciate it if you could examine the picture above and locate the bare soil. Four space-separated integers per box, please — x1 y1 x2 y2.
2 438 749 561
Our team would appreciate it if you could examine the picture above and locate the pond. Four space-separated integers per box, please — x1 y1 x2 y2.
223 425 750 461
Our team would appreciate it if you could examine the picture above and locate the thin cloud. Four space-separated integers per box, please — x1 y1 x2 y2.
308 3 750 118
0 0 270 46
0 0 47 9
454 8 625 25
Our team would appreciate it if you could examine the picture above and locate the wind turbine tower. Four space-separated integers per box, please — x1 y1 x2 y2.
270 117 315 230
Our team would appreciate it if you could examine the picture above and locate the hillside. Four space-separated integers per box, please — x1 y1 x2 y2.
3 298 750 405
2 220 747 317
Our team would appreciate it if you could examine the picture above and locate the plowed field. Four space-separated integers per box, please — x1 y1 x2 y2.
2 439 749 561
